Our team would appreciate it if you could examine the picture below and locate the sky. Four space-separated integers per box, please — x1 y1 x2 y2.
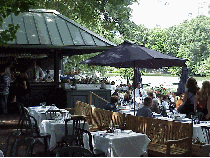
130 0 202 29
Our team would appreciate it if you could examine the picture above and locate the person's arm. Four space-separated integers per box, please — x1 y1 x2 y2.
183 91 188 102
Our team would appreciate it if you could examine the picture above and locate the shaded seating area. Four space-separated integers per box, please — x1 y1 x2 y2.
65 100 193 157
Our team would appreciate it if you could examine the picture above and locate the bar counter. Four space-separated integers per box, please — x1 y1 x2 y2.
15 82 111 109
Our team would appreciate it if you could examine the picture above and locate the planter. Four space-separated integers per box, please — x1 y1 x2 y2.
75 84 101 90
192 144 210 157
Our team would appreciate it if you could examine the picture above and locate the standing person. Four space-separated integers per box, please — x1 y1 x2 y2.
182 77 199 116
132 82 147 98
26 60 45 81
5 59 14 80
110 81 116 96
195 81 210 118
13 72 31 106
0 66 11 115
136 97 153 118
104 95 119 112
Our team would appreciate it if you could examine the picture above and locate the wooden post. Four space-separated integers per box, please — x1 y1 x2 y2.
89 91 92 105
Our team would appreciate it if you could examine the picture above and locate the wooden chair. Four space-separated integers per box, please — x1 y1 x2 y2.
65 101 85 116
16 102 28 133
61 116 86 147
124 114 138 131
112 112 125 129
76 127 106 157
147 118 192 157
3 131 21 157
56 146 93 157
94 108 113 131
201 126 210 144
18 113 51 153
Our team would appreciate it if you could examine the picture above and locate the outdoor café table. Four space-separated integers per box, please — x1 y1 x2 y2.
27 106 61 125
90 130 150 157
39 119 89 151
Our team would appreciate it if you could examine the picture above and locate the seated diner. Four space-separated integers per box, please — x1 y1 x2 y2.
104 95 119 112
136 97 153 118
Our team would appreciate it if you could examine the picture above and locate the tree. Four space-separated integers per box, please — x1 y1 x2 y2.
32 0 139 41
0 0 37 46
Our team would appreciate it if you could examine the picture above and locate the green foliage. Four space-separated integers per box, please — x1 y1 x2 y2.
32 0 139 42
63 53 110 76
0 0 37 46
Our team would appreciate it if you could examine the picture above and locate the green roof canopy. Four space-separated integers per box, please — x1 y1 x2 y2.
0 9 116 57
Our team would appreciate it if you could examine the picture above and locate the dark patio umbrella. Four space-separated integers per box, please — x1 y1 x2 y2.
80 40 187 114
177 65 189 95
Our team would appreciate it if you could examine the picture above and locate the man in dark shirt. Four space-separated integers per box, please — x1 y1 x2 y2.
104 95 119 112
0 66 11 115
136 97 153 118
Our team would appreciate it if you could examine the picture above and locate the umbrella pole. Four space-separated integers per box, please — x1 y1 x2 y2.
134 62 136 115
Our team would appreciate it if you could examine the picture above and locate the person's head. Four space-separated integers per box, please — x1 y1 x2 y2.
111 81 115 85
172 92 176 97
137 82 141 89
186 77 198 94
162 95 168 101
126 90 131 95
110 95 119 104
143 97 152 107
200 81 210 97
147 92 154 98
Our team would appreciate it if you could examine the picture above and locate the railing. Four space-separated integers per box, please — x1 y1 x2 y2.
89 91 109 105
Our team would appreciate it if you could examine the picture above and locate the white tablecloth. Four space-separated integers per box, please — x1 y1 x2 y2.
193 121 210 143
39 120 89 151
27 106 67 125
91 130 150 157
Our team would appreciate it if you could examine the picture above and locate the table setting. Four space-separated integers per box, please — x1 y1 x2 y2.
27 103 66 124
90 128 150 157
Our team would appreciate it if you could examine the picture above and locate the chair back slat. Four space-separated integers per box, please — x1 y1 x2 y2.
94 108 112 130
112 112 125 128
